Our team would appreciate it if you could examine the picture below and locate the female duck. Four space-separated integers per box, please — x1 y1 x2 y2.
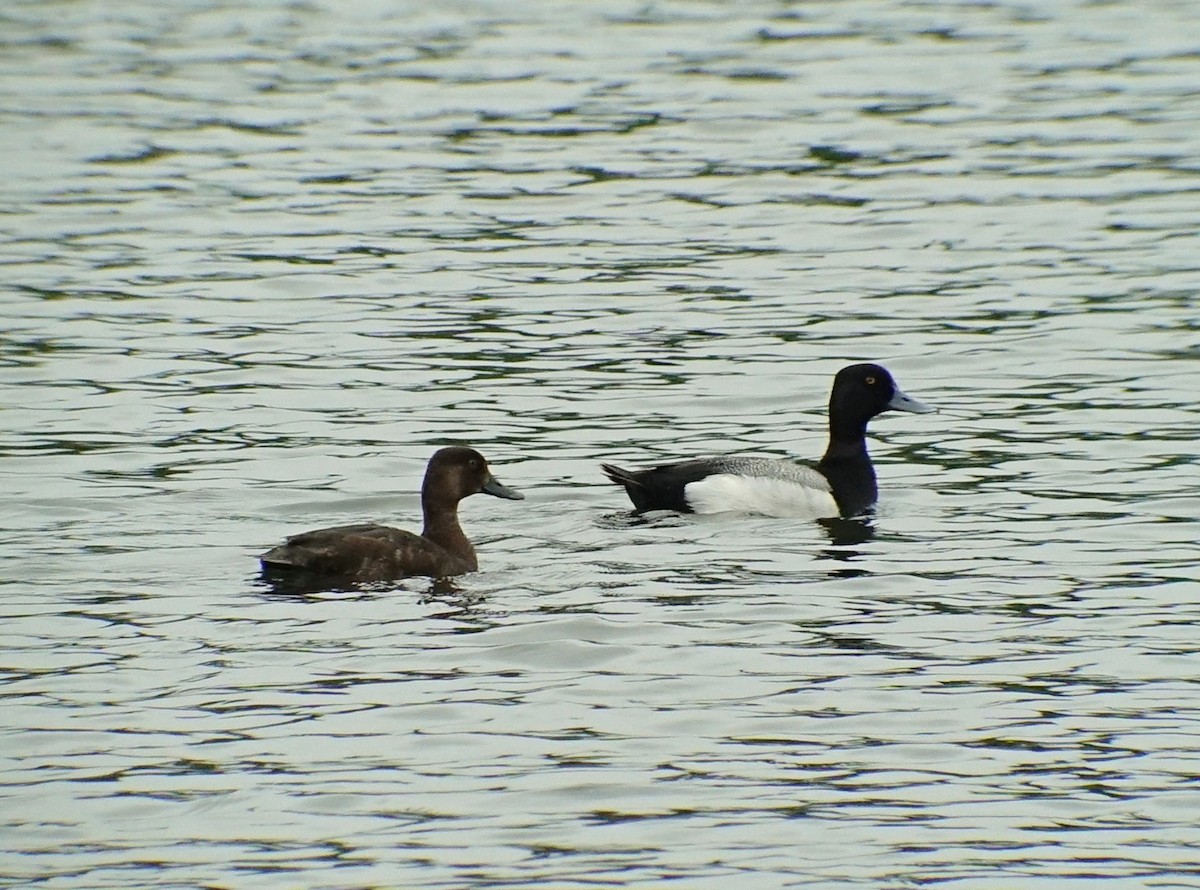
601 363 932 518
260 446 523 584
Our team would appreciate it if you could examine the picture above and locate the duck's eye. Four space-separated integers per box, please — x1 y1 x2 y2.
865 376 876 385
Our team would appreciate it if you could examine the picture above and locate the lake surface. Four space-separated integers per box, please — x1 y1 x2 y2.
3 0 1199 887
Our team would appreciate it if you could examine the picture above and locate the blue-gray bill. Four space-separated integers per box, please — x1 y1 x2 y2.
483 475 524 499
888 388 935 414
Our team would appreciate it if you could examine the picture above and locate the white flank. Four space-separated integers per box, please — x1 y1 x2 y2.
683 473 840 518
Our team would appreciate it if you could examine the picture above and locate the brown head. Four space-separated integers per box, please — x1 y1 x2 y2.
420 446 524 511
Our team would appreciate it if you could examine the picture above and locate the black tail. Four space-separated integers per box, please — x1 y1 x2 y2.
601 462 641 488
600 460 703 513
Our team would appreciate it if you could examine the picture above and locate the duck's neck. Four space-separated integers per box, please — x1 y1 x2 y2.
818 427 877 517
422 501 477 570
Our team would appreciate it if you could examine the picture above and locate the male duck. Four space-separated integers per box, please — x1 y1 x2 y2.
601 363 932 518
260 446 523 584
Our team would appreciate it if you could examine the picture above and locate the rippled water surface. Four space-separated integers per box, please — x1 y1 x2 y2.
4 0 1200 887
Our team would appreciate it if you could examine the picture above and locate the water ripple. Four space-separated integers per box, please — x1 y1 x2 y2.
3 0 1200 887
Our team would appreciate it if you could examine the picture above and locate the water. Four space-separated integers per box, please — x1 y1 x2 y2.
3 0 1199 887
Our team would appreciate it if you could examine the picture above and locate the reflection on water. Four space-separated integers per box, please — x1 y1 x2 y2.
818 516 875 548
3 0 1200 887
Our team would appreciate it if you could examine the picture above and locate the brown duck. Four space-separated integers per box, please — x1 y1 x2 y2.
260 446 523 584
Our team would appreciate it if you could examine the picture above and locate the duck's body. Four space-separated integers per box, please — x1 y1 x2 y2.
260 446 522 585
601 363 932 518
602 456 840 517
260 522 478 582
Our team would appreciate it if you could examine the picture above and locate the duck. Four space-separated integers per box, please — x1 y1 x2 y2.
259 446 523 584
601 363 933 518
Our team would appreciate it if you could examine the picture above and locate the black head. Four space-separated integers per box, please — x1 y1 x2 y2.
423 446 524 504
828 363 933 435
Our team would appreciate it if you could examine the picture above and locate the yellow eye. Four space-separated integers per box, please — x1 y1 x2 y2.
866 376 876 385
